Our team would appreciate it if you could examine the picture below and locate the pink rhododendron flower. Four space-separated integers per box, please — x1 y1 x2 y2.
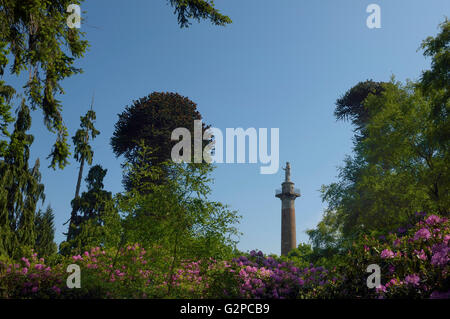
34 264 44 270
376 285 386 293
425 215 441 225
444 235 450 245
389 265 395 273
405 274 420 286
21 257 30 267
414 228 431 241
72 255 82 261
431 243 449 267
414 249 427 261
380 249 394 259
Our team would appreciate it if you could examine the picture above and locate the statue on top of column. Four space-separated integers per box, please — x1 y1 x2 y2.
283 162 291 182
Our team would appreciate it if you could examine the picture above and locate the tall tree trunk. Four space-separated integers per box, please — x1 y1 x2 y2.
67 156 85 241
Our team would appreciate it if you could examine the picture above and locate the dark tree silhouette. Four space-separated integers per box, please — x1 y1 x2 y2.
111 92 209 190
334 80 386 133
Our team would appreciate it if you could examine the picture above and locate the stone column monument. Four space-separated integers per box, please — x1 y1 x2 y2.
275 162 300 256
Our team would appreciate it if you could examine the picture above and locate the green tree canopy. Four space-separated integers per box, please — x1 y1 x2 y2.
334 80 385 135
308 20 449 255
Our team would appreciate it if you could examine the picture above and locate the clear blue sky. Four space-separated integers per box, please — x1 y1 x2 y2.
14 0 449 255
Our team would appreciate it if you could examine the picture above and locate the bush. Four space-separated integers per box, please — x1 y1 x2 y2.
0 213 448 299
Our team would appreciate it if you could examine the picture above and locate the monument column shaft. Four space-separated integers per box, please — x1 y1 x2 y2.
281 197 296 256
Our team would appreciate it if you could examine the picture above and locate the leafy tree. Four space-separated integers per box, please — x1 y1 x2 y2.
283 243 314 267
34 205 57 257
309 20 449 253
0 101 45 258
117 145 241 292
319 80 448 241
111 92 210 190
419 18 449 175
60 165 121 255
420 18 449 99
66 106 99 241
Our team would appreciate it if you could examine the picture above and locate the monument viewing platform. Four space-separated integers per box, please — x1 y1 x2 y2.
275 187 300 197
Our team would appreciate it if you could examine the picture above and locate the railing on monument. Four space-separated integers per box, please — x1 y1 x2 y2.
275 188 300 196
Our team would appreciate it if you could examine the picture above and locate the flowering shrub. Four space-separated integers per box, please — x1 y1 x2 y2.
326 213 450 299
0 213 448 299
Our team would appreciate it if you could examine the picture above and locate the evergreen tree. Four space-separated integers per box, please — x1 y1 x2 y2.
66 106 99 241
34 205 57 257
111 92 210 191
0 101 45 257
60 165 121 254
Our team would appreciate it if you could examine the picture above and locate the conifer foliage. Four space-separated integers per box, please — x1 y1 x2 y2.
0 102 45 258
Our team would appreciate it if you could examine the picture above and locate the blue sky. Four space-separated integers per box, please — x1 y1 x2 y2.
9 0 449 255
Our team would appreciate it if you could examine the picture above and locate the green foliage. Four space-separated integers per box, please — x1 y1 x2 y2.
0 1 229 169
0 41 15 155
67 107 100 241
334 79 385 134
282 243 314 268
72 108 99 166
111 92 210 190
168 0 232 28
34 205 57 258
320 213 450 299
309 20 449 253
118 145 241 264
61 165 121 255
419 19 449 187
0 102 45 258
1 214 447 299
0 0 88 169
420 18 449 96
